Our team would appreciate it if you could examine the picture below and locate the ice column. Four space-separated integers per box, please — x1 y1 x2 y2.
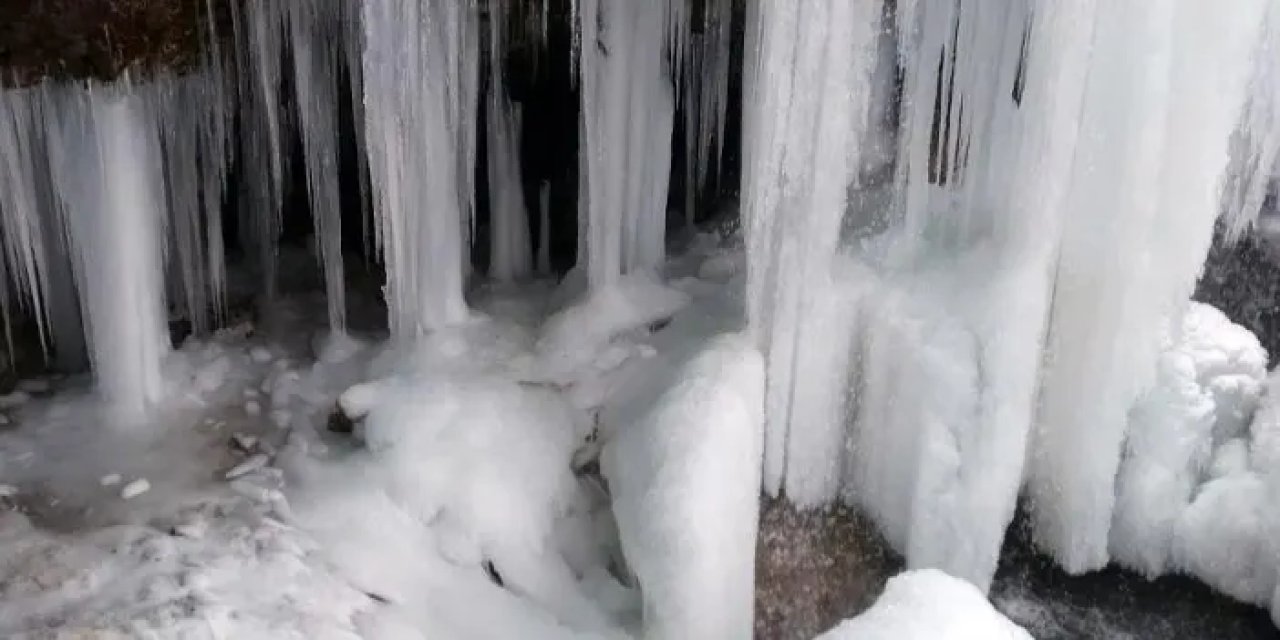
741 0 883 497
46 84 170 420
362 0 480 336
576 0 680 290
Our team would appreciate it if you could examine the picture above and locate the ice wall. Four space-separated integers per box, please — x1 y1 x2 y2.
744 0 1272 590
1029 0 1267 572
575 0 680 290
362 0 481 335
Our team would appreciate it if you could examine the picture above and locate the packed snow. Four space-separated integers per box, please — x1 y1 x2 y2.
817 569 1033 640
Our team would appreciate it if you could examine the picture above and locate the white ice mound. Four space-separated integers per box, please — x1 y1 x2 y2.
817 569 1034 640
601 333 765 640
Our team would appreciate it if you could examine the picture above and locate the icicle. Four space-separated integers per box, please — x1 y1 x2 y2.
44 81 170 420
0 87 54 352
232 0 289 301
487 0 534 282
1221 2 1280 242
1029 0 1268 573
288 0 348 332
152 67 231 336
576 0 680 290
538 180 552 275
362 0 480 336
741 0 885 498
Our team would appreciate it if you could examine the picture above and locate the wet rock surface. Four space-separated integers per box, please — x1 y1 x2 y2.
991 512 1280 640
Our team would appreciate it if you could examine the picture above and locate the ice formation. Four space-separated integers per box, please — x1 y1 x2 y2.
742 0 1275 590
1108 307 1280 625
47 84 172 421
1110 303 1268 576
818 569 1033 640
601 334 764 639
741 0 884 499
362 0 480 335
575 0 681 290
288 0 350 332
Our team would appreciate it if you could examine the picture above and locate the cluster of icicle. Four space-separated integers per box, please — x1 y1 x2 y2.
744 0 1280 592
0 0 740 418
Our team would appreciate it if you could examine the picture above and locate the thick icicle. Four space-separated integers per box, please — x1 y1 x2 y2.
741 0 884 498
362 0 481 336
576 0 681 290
288 0 348 331
487 0 534 282
44 83 170 420
1029 0 1269 573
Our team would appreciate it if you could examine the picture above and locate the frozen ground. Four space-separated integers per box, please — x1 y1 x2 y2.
2 234 1279 639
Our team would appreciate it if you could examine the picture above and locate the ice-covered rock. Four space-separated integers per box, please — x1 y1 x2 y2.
601 334 765 639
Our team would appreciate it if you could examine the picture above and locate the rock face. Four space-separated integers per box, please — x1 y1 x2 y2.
0 0 223 85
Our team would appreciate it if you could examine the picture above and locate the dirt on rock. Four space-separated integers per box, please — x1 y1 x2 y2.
0 0 228 85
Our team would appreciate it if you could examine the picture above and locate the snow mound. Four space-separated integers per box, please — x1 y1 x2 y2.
601 333 765 639
1111 302 1268 575
335 374 610 631
817 569 1033 639
537 274 689 381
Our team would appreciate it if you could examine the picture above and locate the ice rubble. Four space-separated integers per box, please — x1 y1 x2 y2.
818 569 1033 640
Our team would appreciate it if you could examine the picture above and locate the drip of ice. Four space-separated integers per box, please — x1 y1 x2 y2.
487 0 534 283
576 0 682 290
362 0 480 336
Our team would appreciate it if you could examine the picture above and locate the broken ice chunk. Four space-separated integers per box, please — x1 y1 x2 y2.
121 479 151 500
